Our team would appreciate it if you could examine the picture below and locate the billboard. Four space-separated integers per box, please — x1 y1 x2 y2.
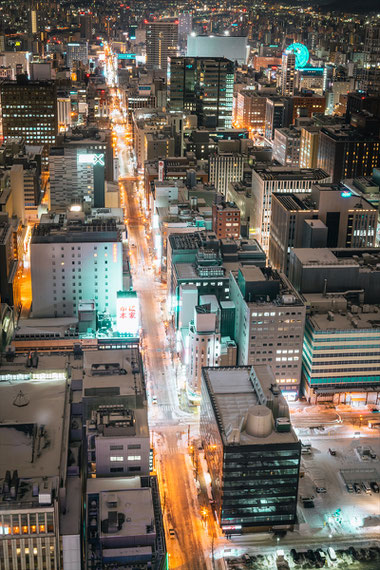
116 291 140 336
78 153 105 166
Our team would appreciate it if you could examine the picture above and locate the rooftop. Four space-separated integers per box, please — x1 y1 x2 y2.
202 365 298 446
0 378 69 503
308 303 380 332
321 125 380 142
252 165 329 181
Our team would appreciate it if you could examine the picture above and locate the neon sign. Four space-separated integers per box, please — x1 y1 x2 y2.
116 292 139 336
78 153 105 166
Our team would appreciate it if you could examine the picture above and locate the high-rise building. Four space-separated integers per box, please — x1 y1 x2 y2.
30 214 123 318
268 185 378 274
272 127 301 166
146 19 178 74
265 97 293 141
178 11 192 48
281 52 296 96
57 97 72 131
209 152 244 196
187 35 248 65
80 10 93 41
229 267 306 396
235 90 267 133
201 365 301 532
49 130 113 210
317 125 380 183
169 57 234 128
250 165 329 252
291 94 326 122
212 199 241 239
66 42 88 69
0 77 58 161
299 126 320 168
361 24 380 94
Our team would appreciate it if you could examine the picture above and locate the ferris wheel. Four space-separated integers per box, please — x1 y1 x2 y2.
286 43 310 69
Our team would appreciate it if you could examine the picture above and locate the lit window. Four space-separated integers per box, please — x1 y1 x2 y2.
110 456 124 462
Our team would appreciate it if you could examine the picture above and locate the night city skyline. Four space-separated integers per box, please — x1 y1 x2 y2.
0 2 379 569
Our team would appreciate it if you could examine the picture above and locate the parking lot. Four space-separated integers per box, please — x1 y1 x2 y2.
297 435 380 535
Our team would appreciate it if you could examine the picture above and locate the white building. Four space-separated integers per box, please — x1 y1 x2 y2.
187 35 248 65
188 299 220 400
31 212 123 318
251 165 329 252
66 42 88 69
57 97 72 131
272 128 301 167
208 153 244 196
229 267 306 399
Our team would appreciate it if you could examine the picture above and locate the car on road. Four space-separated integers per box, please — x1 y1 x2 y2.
346 483 354 493
152 396 157 405
370 481 379 493
370 451 377 459
316 487 327 493
327 547 337 562
168 528 175 539
354 483 361 493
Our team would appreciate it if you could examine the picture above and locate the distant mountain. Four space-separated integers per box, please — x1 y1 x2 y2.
319 0 380 13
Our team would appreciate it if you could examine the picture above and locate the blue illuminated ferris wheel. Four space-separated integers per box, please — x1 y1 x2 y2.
286 43 309 69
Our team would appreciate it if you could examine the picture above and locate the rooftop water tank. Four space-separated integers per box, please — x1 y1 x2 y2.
245 405 273 438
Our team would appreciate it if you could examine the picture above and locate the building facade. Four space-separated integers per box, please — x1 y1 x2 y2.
146 19 178 74
208 153 244 196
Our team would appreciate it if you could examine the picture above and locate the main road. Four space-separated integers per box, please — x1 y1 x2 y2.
107 55 212 566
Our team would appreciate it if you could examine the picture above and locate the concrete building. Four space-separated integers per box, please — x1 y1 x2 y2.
169 57 234 128
281 52 296 96
272 127 301 167
0 373 72 569
229 267 306 398
250 165 329 252
201 365 300 533
187 34 248 65
49 131 112 210
291 94 326 123
360 24 380 94
66 42 88 69
212 199 241 239
265 97 293 141
57 97 72 131
299 126 320 168
146 19 178 74
269 185 378 274
317 125 380 184
31 212 123 318
85 477 166 569
0 214 22 312
208 152 244 196
301 294 380 405
0 78 57 162
235 90 267 134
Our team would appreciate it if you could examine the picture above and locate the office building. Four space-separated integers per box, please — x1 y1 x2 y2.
281 52 296 96
251 165 329 252
85 477 166 569
229 267 306 397
80 10 93 41
57 97 72 131
49 132 111 210
360 24 380 94
272 127 301 167
292 94 326 122
299 126 320 168
201 365 301 532
317 125 380 183
30 212 123 318
0 78 58 161
265 97 293 141
0 374 72 569
212 199 241 239
178 11 192 48
299 287 380 404
187 35 248 65
235 90 267 134
169 57 234 128
0 214 21 312
208 152 244 196
268 185 377 274
146 19 178 74
66 42 88 69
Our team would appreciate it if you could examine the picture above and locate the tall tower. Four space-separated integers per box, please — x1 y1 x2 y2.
281 52 296 96
361 24 380 94
146 19 178 74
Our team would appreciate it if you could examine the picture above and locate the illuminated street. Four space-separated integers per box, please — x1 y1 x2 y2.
107 53 216 569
